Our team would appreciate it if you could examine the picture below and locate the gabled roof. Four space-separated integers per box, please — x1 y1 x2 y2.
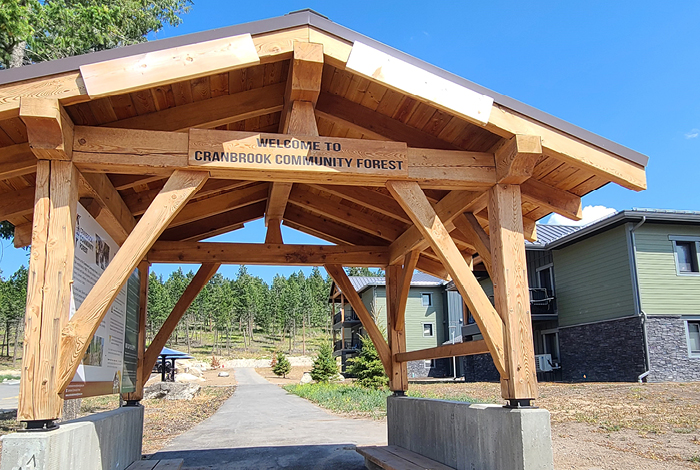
0 9 648 167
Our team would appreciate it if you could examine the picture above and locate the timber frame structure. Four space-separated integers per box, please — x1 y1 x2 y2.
0 10 647 425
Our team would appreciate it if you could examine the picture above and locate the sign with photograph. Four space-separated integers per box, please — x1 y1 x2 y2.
64 204 141 399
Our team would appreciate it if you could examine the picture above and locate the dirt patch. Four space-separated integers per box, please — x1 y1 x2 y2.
256 365 310 385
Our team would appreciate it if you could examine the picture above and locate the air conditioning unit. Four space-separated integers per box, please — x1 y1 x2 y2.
535 354 553 372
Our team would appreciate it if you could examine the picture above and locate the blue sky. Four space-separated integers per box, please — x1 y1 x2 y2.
1 2 698 283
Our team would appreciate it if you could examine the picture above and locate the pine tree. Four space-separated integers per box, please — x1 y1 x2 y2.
347 334 388 389
310 341 338 383
272 351 291 378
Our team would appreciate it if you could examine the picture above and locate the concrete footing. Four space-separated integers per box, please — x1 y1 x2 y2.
387 396 553 470
1 405 144 470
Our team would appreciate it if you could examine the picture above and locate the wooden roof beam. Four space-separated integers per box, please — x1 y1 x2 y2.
452 213 492 276
315 92 460 150
159 200 265 242
0 143 37 180
20 97 73 161
282 204 387 247
149 242 389 266
80 34 260 99
494 135 542 184
78 171 137 245
107 82 285 132
520 178 582 221
310 184 411 224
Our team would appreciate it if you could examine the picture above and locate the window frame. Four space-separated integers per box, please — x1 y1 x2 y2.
670 236 700 276
536 263 555 295
684 319 700 358
422 322 435 338
421 292 433 307
423 359 434 369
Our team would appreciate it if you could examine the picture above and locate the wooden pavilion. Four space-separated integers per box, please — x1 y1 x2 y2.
0 10 648 428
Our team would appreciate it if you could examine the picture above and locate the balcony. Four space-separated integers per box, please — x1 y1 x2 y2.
333 339 361 357
332 311 361 328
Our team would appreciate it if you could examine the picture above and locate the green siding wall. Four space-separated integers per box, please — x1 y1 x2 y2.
635 223 700 315
358 286 444 352
552 225 636 327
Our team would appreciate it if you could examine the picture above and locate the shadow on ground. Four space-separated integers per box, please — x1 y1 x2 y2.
151 444 367 470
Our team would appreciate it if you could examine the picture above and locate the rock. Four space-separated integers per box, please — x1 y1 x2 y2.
218 371 230 377
333 374 346 382
143 382 201 400
188 367 203 377
175 373 204 383
300 372 313 384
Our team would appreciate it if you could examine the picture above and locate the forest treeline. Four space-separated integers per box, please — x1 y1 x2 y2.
147 266 381 355
0 266 27 366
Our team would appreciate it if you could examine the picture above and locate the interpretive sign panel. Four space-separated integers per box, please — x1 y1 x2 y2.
188 129 408 178
64 204 141 399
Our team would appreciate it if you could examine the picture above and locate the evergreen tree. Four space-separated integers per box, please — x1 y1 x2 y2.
272 351 291 378
345 267 384 277
310 341 337 383
347 334 388 389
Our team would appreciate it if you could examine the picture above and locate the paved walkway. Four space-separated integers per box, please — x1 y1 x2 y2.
152 367 387 469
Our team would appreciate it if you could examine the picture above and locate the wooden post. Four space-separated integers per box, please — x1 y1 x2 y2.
57 170 209 394
19 161 79 423
488 184 538 404
386 265 408 392
123 260 150 403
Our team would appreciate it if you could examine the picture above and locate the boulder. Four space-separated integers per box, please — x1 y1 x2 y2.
175 373 204 383
218 371 230 377
143 382 201 400
333 374 346 382
188 367 203 377
300 372 313 384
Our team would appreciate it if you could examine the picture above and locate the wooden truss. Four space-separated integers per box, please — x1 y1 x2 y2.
0 20 648 422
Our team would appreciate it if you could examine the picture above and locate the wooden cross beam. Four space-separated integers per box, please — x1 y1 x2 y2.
141 263 221 385
0 143 37 180
19 97 73 161
325 264 392 376
395 340 490 363
159 200 264 242
386 180 507 377
78 171 136 245
452 213 492 276
56 170 209 394
494 135 542 184
148 242 390 267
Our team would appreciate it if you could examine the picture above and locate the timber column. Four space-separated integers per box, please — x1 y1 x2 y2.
18 98 78 426
488 184 538 406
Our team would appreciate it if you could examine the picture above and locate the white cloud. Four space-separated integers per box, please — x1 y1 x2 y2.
545 205 617 227
685 129 699 139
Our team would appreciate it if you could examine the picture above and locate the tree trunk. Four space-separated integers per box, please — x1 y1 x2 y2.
185 313 191 354
302 315 306 356
242 326 248 352
12 320 20 368
226 324 231 355
9 41 26 68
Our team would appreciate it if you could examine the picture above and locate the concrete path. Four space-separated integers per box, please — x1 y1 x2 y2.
152 367 387 469
0 382 19 412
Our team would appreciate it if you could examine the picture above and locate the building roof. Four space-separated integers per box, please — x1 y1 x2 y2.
0 9 648 168
339 271 446 296
526 224 583 249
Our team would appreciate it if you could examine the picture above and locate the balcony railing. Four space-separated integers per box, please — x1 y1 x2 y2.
333 339 360 352
332 311 361 325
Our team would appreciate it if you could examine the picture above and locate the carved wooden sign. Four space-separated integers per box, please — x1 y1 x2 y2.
188 129 408 178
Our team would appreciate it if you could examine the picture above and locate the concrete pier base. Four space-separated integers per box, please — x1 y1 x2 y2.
387 396 553 470
1 405 144 470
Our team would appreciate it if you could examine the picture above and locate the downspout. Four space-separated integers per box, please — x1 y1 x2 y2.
629 216 651 383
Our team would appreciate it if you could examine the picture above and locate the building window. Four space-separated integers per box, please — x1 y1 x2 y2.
674 241 700 274
537 265 555 296
421 293 432 307
424 359 434 369
687 321 700 357
423 323 434 337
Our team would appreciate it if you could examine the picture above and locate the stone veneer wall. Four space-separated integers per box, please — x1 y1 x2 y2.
462 353 500 382
559 316 646 382
646 316 700 382
407 358 450 378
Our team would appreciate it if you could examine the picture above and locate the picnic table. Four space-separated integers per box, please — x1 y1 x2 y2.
156 347 194 382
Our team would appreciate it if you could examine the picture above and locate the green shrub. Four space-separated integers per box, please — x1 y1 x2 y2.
347 334 388 389
272 351 291 378
310 341 337 383
284 383 389 418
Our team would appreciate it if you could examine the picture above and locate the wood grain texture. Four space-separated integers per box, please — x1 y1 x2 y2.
13 222 33 248
453 213 492 276
386 180 506 377
325 264 391 375
394 250 419 331
57 170 208 394
494 135 542 184
18 162 50 421
520 178 582 221
142 263 220 384
81 34 259 98
387 265 408 391
0 143 38 179
20 98 74 160
488 184 538 400
395 340 490 363
148 242 389 266
79 171 136 245
0 71 87 121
